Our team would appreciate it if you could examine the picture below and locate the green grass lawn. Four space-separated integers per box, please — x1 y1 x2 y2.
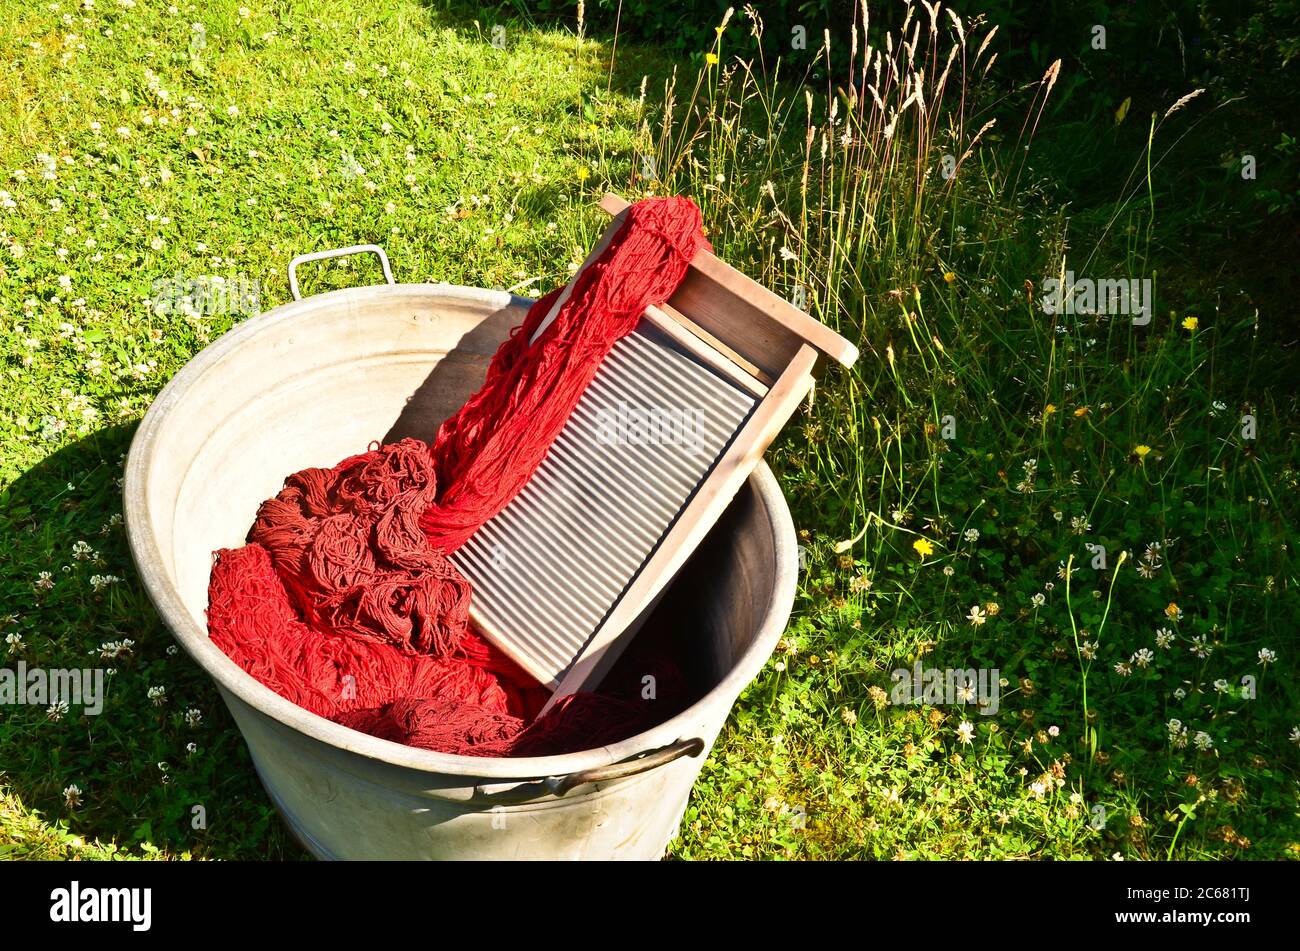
1 0 1296 859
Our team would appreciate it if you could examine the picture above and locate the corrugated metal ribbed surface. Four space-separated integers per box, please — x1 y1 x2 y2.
450 324 757 685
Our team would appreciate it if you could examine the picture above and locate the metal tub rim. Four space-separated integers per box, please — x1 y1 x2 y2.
123 281 798 782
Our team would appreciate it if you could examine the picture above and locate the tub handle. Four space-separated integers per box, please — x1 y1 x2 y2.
288 244 395 300
543 737 706 797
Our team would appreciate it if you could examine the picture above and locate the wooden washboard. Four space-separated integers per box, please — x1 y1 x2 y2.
449 194 857 708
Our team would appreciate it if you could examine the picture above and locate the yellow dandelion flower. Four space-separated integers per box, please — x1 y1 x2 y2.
912 538 935 559
1074 406 1090 417
1134 444 1152 459
1182 316 1199 331
705 52 719 66
1044 404 1057 417
576 166 590 183
1164 602 1182 621
943 271 957 284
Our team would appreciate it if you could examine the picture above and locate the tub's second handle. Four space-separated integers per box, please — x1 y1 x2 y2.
543 737 706 797
288 244 395 300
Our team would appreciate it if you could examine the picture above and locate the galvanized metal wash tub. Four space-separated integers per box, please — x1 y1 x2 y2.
124 246 797 860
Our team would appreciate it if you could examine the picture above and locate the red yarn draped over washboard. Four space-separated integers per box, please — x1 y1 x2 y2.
207 197 710 756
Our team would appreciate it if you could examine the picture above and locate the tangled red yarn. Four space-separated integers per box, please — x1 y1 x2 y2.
208 196 709 756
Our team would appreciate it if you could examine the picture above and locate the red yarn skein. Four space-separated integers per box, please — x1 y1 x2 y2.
207 197 708 756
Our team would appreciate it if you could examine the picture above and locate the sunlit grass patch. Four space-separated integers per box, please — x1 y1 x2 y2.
0 0 1295 860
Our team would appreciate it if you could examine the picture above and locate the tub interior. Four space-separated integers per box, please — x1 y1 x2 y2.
142 285 777 708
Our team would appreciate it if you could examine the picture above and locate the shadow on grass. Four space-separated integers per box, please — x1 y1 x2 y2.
0 424 302 859
417 0 683 102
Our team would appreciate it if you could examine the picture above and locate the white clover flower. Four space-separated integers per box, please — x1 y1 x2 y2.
63 784 82 808
1155 628 1175 649
1258 648 1277 665
964 528 980 543
1214 679 1231 693
1189 636 1212 659
967 605 986 627
98 638 134 660
1193 731 1213 751
1031 593 1046 607
146 685 167 706
184 707 202 728
956 720 975 745
1113 662 1132 677
1131 648 1154 669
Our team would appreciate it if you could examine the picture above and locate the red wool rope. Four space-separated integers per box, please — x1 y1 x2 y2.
421 195 711 550
208 196 708 756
